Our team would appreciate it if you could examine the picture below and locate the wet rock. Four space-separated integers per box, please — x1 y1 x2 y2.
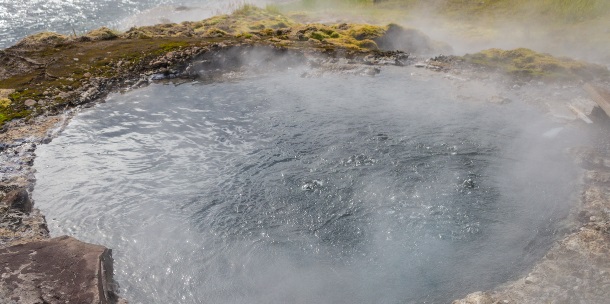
452 291 494 304
133 78 149 88
374 24 452 55
584 83 610 118
362 67 381 76
1 188 31 213
0 236 122 303
362 51 409 66
79 87 100 104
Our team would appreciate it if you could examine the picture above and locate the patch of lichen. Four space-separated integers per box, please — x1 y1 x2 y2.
463 48 610 80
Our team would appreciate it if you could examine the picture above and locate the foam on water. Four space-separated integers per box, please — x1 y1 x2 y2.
33 67 588 303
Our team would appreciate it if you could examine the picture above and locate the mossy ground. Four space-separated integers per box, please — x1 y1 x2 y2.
0 4 608 127
463 48 610 80
0 6 413 126
276 1 610 65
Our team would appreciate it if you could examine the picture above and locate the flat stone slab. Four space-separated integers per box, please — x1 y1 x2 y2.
584 83 610 118
0 235 121 304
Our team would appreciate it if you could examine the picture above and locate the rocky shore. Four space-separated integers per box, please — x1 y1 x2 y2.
1 5 610 303
454 145 610 304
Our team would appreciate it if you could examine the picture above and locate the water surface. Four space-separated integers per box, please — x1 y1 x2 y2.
34 67 586 303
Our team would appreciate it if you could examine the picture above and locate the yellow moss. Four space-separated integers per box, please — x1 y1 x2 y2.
464 48 609 79
0 89 15 99
344 24 386 40
203 28 229 38
15 32 69 47
357 39 379 50
0 98 10 108
83 27 119 41
309 31 329 41
204 6 295 35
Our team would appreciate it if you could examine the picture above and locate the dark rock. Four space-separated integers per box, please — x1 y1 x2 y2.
1 188 32 213
374 24 453 55
0 236 122 303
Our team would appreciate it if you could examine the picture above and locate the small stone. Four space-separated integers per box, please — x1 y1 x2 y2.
24 99 37 107
83 72 91 78
1 188 32 213
524 275 538 284
73 58 79 61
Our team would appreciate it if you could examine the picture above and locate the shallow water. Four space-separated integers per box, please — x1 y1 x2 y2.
33 67 587 303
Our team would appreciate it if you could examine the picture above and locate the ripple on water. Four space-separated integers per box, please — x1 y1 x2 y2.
33 67 587 303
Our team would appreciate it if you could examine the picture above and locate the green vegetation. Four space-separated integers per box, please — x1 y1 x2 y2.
464 48 610 80
0 5 442 126
83 27 120 41
294 0 610 22
0 4 608 127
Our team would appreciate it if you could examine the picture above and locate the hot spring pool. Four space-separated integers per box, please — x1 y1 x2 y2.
33 66 588 303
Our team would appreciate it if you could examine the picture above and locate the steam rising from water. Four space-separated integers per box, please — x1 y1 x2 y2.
33 65 589 303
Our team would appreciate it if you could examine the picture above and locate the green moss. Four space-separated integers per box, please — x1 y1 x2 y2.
249 23 266 30
160 41 190 52
345 24 386 40
203 28 229 38
463 48 610 80
310 31 329 41
357 39 379 50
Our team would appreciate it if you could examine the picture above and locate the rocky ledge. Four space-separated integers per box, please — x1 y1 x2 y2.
452 143 610 304
0 236 123 303
1 5 610 304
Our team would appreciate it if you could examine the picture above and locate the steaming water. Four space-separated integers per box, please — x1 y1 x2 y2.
33 67 587 303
